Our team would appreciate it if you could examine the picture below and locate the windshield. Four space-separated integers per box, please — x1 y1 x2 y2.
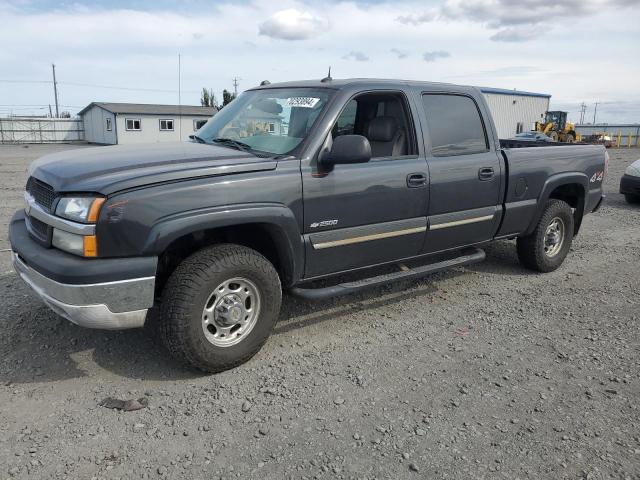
195 88 333 156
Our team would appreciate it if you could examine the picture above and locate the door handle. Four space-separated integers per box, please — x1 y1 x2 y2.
407 173 427 188
478 167 495 181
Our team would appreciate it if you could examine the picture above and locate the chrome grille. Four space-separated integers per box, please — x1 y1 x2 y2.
26 177 56 212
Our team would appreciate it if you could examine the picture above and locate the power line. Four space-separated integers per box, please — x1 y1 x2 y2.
0 79 51 84
60 81 201 94
0 78 201 94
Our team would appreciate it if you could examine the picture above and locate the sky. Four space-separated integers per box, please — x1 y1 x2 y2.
0 0 639 124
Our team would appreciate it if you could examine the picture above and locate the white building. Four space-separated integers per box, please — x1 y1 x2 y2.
480 88 551 139
78 102 218 145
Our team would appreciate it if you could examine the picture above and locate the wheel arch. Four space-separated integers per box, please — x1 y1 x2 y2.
144 203 304 292
526 173 588 236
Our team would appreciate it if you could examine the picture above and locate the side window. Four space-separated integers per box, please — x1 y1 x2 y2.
421 94 488 156
333 100 357 137
332 93 416 158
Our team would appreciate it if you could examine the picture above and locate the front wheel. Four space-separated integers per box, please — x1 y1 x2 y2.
517 199 574 272
160 244 282 373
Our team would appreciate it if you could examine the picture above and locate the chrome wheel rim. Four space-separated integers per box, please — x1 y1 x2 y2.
544 217 565 258
201 277 261 347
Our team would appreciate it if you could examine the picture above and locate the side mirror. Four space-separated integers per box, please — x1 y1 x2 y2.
323 135 372 166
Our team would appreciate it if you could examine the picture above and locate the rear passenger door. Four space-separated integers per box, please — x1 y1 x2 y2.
419 93 502 253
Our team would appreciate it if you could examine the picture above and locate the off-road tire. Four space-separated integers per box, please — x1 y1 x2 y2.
160 244 282 373
625 194 640 204
565 134 575 143
517 199 574 272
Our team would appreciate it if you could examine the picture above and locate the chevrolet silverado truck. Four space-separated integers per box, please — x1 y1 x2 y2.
9 78 607 372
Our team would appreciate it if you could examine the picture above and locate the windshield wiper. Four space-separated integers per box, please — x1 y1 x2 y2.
212 137 254 152
189 134 207 144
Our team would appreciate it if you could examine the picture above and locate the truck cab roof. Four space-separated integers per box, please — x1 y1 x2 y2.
249 78 481 96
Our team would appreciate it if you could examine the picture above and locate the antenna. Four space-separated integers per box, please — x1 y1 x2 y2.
321 66 332 83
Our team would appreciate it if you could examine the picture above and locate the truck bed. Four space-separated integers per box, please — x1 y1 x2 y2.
496 142 606 238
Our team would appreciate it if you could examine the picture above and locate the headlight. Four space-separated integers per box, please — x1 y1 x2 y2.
55 196 105 223
52 229 98 257
625 162 640 178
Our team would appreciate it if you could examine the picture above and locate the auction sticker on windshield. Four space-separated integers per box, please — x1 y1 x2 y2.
286 97 320 108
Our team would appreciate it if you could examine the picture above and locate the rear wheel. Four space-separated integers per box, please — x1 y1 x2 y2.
548 131 559 142
625 194 640 204
565 134 575 143
517 199 574 272
160 244 282 373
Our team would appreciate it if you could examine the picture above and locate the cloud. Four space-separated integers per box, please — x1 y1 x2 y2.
390 48 408 59
440 0 595 28
489 26 541 42
395 11 436 25
423 50 450 62
258 9 328 41
342 51 370 62
396 0 638 42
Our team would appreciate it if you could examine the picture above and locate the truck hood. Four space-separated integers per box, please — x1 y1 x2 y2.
29 142 278 195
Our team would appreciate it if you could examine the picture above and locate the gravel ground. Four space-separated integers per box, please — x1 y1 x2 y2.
0 144 638 480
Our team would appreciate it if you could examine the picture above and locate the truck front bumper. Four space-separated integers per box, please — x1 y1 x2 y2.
9 212 157 330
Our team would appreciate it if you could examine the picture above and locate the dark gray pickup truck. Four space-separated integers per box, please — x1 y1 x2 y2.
9 78 607 372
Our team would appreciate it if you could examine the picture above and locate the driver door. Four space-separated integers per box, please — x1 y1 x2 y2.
301 91 429 279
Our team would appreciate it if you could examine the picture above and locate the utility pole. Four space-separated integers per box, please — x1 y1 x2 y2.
178 53 182 140
579 102 586 124
48 104 53 118
232 77 241 98
593 102 599 125
51 63 59 118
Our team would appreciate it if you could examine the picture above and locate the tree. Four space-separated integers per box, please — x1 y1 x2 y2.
222 89 236 107
60 111 71 118
200 88 217 108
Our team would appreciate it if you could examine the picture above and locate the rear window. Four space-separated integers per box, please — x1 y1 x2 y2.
421 94 488 156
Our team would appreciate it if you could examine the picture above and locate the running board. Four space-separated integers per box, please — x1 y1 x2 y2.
290 247 486 300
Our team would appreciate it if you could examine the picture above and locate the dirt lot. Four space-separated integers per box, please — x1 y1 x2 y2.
0 144 638 480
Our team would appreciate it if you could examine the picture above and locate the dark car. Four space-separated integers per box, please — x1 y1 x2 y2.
620 158 640 203
512 131 554 142
9 78 607 372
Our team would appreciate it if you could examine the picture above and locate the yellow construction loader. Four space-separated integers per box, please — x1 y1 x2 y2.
535 111 580 143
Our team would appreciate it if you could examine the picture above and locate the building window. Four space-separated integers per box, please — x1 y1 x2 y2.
268 123 275 133
106 118 112 131
194 119 207 131
159 119 174 131
126 118 141 131
516 122 524 134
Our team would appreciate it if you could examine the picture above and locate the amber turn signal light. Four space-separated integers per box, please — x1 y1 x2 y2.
87 198 106 223
83 235 98 257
